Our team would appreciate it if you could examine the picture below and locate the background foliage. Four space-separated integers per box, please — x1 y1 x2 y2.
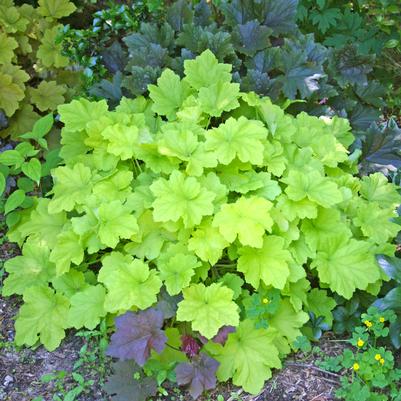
0 0 81 139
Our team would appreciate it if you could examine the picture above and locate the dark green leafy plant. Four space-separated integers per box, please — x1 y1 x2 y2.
0 114 60 231
59 0 165 88
374 255 401 348
297 0 401 118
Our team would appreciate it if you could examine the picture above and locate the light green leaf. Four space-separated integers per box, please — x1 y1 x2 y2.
5 189 25 214
68 285 106 329
207 320 281 394
306 289 336 325
184 49 232 89
360 173 400 208
237 235 292 289
98 252 162 312
213 196 273 248
21 158 41 183
48 163 92 213
176 283 239 338
188 219 229 265
198 82 240 117
311 236 381 299
149 69 191 120
15 286 70 351
283 170 343 207
206 117 268 165
38 0 76 18
58 98 108 132
158 254 201 295
3 241 55 296
49 230 84 276
98 201 139 248
150 170 215 228
17 198 66 248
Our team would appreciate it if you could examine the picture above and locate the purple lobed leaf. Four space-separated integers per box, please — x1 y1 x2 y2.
199 325 236 345
107 308 167 366
175 353 219 399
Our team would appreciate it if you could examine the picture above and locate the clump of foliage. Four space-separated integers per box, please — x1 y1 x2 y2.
3 52 400 398
62 0 401 171
0 0 80 138
374 254 401 348
297 0 401 115
0 114 60 230
318 307 401 401
59 0 165 88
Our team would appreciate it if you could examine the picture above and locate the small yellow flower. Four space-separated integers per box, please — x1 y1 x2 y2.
357 339 364 347
262 298 269 304
353 363 360 371
364 320 373 328
380 358 385 365
375 354 381 361
379 317 385 323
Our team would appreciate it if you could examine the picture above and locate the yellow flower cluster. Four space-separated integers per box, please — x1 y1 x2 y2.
357 338 364 347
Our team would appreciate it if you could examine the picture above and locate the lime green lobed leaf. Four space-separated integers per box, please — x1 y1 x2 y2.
15 286 70 351
237 235 293 289
311 236 381 299
206 117 268 165
98 252 162 312
150 170 216 228
184 49 232 90
68 285 107 329
38 0 76 19
3 241 55 296
176 283 239 339
213 196 274 248
149 69 192 120
158 254 201 296
206 320 281 394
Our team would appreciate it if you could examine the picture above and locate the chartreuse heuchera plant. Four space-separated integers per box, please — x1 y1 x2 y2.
4 51 400 398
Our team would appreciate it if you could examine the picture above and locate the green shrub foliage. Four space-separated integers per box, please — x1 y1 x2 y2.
62 0 401 171
83 0 382 132
4 52 400 396
0 0 80 138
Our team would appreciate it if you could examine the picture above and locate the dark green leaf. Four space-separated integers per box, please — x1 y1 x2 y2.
0 172 5 195
167 0 193 31
361 119 401 169
232 20 272 56
373 288 401 312
101 41 127 73
104 361 157 401
376 255 401 284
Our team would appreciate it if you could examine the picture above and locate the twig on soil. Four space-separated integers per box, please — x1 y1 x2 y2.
226 389 243 401
285 362 342 378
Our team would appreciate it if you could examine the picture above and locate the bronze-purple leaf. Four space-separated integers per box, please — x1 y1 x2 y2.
175 353 219 399
107 309 167 366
